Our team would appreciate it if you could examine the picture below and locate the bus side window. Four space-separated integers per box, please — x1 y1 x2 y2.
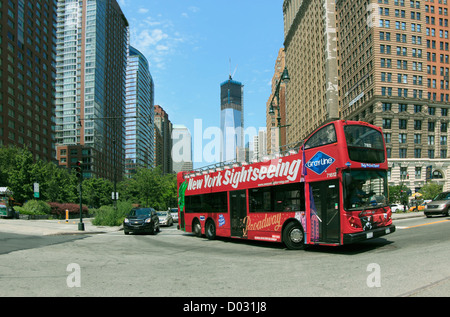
249 183 305 212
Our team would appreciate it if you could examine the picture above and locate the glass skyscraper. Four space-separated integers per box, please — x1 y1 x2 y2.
220 77 244 163
125 46 155 178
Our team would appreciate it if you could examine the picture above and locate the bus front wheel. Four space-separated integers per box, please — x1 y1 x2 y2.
283 222 306 250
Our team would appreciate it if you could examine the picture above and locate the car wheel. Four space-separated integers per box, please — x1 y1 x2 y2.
193 219 202 237
205 220 216 240
282 222 306 250
124 230 130 235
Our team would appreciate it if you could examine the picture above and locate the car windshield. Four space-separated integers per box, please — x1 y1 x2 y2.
344 170 388 211
157 212 167 216
433 192 450 201
129 208 151 217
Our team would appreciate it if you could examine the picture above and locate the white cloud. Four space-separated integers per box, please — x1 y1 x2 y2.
126 5 197 70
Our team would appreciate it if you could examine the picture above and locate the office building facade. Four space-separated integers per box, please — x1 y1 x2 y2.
0 0 56 162
154 105 172 174
282 0 340 146
266 48 288 154
336 0 450 191
172 124 193 173
283 0 450 192
54 0 129 181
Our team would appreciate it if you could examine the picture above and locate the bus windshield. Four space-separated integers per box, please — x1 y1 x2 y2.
344 170 388 211
344 125 385 163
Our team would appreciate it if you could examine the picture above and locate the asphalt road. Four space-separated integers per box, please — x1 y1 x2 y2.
0 216 449 298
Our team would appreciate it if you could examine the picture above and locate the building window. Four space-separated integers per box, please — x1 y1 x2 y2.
414 120 422 130
414 134 422 144
399 119 408 129
384 133 391 143
399 148 407 158
399 103 408 112
415 167 422 178
399 133 407 143
414 148 422 158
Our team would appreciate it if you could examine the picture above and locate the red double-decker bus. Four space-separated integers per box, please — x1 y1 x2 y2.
177 120 395 249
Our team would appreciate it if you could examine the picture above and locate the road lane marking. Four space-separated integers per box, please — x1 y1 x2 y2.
397 219 450 229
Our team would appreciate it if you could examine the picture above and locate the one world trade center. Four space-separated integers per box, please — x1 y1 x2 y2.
220 76 244 163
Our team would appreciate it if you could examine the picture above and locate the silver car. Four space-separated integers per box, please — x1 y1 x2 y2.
169 208 178 223
424 192 450 217
157 211 174 226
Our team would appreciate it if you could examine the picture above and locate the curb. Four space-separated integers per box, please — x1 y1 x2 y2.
392 211 424 220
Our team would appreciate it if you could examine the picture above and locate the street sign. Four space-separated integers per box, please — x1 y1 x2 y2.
33 183 39 198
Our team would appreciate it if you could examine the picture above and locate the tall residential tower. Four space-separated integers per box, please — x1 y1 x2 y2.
0 0 56 162
54 0 129 181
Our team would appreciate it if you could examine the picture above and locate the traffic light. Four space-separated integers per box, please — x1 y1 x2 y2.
75 161 82 181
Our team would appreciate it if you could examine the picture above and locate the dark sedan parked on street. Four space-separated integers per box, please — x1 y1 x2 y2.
123 208 160 235
424 192 450 218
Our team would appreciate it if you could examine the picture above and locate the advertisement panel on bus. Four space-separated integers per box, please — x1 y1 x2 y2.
177 154 305 244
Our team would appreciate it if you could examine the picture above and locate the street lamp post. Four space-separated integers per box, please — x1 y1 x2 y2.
75 161 84 231
269 67 290 154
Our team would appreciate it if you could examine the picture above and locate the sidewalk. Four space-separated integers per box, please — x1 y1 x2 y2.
0 218 121 236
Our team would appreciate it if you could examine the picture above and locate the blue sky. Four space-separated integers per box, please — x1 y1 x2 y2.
118 0 285 168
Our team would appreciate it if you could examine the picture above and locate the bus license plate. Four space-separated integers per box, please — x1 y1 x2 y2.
366 232 373 239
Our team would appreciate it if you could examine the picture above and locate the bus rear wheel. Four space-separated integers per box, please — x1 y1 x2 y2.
205 220 216 240
283 222 306 250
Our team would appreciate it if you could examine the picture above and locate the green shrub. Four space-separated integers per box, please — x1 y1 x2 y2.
21 200 51 215
92 201 132 226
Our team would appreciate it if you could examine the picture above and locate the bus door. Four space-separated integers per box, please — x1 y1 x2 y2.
230 190 247 237
309 180 340 243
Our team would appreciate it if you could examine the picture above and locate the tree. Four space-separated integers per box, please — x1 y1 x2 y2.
388 184 409 205
82 177 113 208
6 147 34 203
30 159 77 203
119 167 177 210
0 146 78 204
419 182 443 200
